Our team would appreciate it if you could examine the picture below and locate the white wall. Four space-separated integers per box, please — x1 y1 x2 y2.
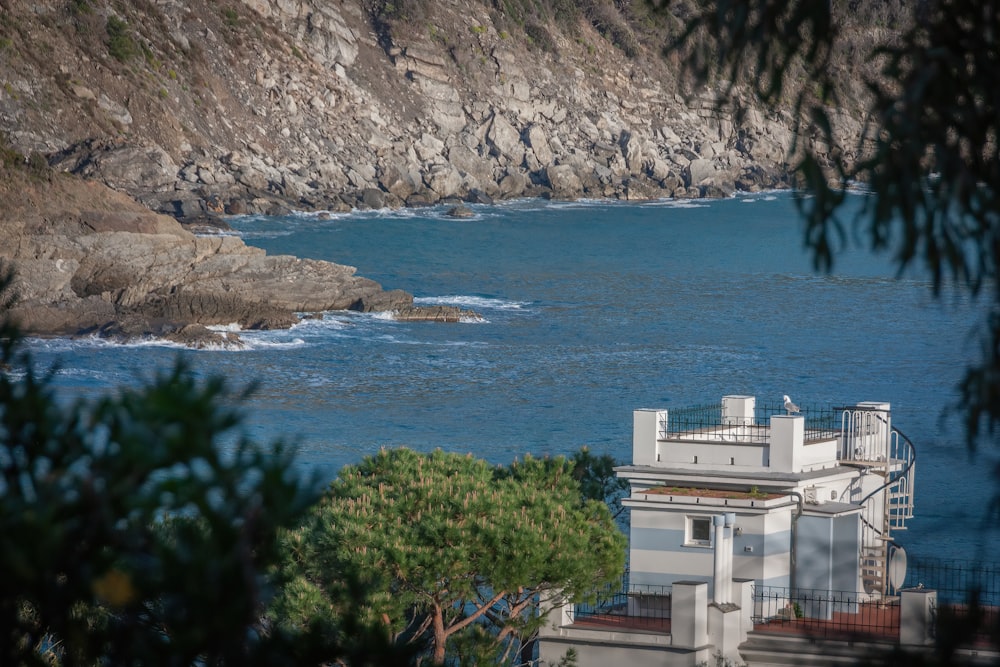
628 505 794 592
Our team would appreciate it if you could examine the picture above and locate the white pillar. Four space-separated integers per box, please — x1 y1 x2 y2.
900 588 937 646
633 408 664 466
672 581 709 649
722 395 755 425
723 512 736 605
732 579 755 642
770 415 804 472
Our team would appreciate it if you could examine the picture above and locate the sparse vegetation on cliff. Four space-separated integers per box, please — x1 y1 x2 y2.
105 15 138 62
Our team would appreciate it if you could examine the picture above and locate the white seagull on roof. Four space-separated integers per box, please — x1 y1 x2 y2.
783 395 801 414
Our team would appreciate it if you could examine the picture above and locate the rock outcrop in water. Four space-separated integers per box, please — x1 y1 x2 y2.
0 170 473 346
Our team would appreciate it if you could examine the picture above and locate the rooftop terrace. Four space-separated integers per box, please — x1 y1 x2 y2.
632 395 899 475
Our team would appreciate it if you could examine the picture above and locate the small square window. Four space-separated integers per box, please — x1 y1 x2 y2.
686 516 712 547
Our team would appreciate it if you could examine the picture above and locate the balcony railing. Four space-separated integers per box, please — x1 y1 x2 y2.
658 402 843 445
905 556 1000 646
569 566 1000 648
572 570 671 630
752 585 900 642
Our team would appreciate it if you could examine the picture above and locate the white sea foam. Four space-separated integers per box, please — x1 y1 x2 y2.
414 295 528 311
640 198 710 209
232 229 296 240
542 198 610 209
738 191 781 203
207 323 245 333
38 334 192 351
236 336 307 350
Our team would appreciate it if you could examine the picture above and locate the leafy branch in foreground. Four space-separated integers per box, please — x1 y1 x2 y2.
656 0 1000 449
0 265 333 666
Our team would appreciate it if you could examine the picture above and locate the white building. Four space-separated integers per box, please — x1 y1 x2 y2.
538 395 922 666
623 395 913 600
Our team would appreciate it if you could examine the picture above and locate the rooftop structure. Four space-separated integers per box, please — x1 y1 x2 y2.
619 395 914 599
538 394 924 667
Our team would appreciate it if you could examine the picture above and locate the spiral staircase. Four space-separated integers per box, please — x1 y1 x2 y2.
838 404 916 596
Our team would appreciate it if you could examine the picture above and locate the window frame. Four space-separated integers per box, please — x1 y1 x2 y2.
685 515 713 548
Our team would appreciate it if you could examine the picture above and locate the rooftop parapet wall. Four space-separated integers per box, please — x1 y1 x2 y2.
634 395 847 474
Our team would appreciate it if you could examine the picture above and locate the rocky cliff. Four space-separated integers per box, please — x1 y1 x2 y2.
0 166 466 346
0 0 853 216
0 0 860 343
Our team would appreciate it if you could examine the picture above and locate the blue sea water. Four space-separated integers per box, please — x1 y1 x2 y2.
26 192 999 564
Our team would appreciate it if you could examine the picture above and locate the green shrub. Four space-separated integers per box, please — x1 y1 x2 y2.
525 20 557 52
0 144 23 169
106 15 137 62
26 152 49 176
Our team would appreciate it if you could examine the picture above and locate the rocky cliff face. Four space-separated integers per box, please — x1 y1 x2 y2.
0 0 856 219
0 0 861 343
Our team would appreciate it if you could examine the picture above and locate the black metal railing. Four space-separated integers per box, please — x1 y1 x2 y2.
658 404 723 437
658 402 842 444
752 585 900 641
905 557 1000 605
573 570 671 629
904 556 1000 646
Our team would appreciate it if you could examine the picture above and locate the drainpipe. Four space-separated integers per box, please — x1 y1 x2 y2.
788 491 804 593
724 512 736 604
713 514 726 604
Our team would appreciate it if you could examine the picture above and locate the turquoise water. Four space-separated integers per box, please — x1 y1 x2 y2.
27 193 996 563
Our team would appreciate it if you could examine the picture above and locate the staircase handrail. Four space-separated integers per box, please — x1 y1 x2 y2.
857 426 916 508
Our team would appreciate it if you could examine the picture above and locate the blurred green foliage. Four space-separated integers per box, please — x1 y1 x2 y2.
0 266 327 666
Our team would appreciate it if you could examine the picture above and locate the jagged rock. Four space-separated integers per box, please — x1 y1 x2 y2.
416 133 446 161
524 124 554 166
380 161 421 201
487 112 525 166
545 164 584 198
699 182 735 199
98 94 133 126
349 289 414 312
447 145 494 191
465 189 494 205
424 164 463 199
406 191 439 206
620 130 651 176
736 164 789 191
393 305 479 322
361 187 386 209
446 204 475 218
497 171 528 198
52 141 179 197
177 213 233 234
161 324 244 349
686 158 716 186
